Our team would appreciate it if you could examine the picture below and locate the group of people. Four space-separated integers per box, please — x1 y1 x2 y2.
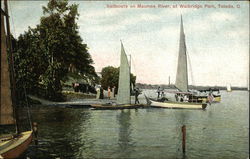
72 83 96 94
106 86 141 104
157 87 165 99
96 86 116 99
175 93 189 102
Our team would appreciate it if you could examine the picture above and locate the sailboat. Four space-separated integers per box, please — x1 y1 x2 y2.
145 16 207 109
0 2 33 158
172 15 220 103
226 84 232 92
247 75 250 91
91 42 144 110
191 88 221 102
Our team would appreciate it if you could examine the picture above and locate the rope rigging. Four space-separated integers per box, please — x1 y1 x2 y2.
9 1 17 39
186 49 195 86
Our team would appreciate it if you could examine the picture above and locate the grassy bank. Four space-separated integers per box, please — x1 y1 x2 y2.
62 91 96 101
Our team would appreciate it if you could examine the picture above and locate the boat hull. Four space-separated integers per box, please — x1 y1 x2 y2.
195 95 221 103
91 104 145 110
0 131 33 158
187 94 221 103
145 96 207 109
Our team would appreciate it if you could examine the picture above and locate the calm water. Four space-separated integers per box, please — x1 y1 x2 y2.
22 90 248 159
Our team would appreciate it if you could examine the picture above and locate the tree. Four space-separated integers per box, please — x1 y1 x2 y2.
13 28 48 103
100 66 136 94
39 0 98 100
101 66 119 90
13 0 98 101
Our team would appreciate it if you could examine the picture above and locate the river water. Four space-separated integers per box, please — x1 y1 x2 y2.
21 90 248 159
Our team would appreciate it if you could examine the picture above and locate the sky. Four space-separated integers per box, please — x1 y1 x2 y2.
7 1 250 87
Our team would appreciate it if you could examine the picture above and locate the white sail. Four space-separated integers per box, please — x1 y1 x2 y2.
247 74 249 91
117 42 131 104
175 16 188 92
227 84 232 92
0 13 15 125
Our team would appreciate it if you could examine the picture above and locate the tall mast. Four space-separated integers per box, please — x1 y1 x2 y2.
129 54 131 104
3 0 20 134
4 0 12 52
168 76 170 87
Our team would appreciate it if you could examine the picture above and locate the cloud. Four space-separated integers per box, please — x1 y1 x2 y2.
79 7 126 24
226 28 249 41
157 26 179 39
82 23 126 33
8 1 45 37
185 11 238 38
120 13 161 26
208 12 236 21
79 11 162 33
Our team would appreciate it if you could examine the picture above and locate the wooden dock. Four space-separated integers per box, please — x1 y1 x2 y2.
28 95 118 108
90 104 147 110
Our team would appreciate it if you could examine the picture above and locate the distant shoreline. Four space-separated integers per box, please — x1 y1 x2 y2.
136 83 248 91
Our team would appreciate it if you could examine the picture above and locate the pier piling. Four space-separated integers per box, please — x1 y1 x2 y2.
32 122 38 145
182 125 186 154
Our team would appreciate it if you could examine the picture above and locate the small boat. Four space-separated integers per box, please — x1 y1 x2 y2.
193 94 221 103
0 131 33 158
145 95 207 109
189 88 221 102
146 16 207 109
1 1 33 158
91 104 145 110
91 42 140 109
226 84 232 92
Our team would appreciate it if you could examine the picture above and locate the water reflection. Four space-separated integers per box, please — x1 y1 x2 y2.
116 110 135 158
74 110 95 158
169 110 191 158
26 107 94 158
18 91 249 159
173 111 190 126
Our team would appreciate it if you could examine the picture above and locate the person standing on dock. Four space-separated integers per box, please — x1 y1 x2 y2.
207 92 214 105
157 87 161 99
108 86 111 99
96 86 100 99
135 87 140 104
111 86 116 98
161 89 165 97
100 87 104 99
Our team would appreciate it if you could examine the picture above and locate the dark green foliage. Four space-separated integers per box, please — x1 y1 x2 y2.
101 66 119 90
13 0 97 101
12 29 47 105
100 66 136 93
